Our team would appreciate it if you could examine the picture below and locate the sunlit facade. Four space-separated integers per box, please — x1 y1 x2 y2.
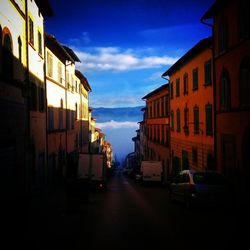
45 33 92 180
162 38 214 176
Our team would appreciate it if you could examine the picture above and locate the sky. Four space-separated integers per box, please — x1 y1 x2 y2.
45 0 214 108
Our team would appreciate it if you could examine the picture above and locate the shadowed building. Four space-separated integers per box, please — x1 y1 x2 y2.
142 84 170 182
201 0 250 195
0 0 52 198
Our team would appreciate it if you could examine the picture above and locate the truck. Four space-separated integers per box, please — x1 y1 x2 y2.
78 153 107 190
140 160 163 183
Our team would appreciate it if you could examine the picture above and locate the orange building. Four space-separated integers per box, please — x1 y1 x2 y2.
142 84 170 182
201 0 250 194
162 37 214 176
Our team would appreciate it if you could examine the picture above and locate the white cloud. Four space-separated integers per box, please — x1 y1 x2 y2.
68 32 91 45
96 120 139 129
74 46 178 72
90 95 144 108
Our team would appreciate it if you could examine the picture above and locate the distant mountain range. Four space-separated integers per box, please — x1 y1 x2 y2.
92 106 144 122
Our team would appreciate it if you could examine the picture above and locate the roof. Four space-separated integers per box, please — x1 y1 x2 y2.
63 46 81 62
201 0 230 20
162 37 212 77
75 70 92 92
35 0 53 17
142 83 169 100
45 33 74 62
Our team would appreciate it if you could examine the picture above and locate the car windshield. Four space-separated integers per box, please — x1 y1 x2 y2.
193 172 225 185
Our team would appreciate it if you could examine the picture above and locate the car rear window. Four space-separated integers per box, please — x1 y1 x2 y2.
193 172 225 185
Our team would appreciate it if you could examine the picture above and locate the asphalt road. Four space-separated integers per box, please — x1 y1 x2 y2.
20 172 246 250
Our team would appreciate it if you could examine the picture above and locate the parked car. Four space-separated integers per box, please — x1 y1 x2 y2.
169 170 229 208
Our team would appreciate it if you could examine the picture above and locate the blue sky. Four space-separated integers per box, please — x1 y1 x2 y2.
46 0 214 108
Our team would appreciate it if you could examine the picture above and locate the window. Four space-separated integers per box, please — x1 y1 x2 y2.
193 106 199 135
38 87 45 112
29 16 34 45
218 22 228 54
192 147 198 165
165 95 169 116
38 30 42 55
30 83 37 111
3 32 13 79
183 73 188 95
71 111 75 129
239 0 250 40
177 109 181 133
204 60 212 86
161 97 164 117
170 82 173 99
220 69 231 111
75 103 78 120
48 107 54 131
66 110 70 129
47 52 53 77
171 111 174 130
192 68 198 90
57 62 62 83
176 78 180 97
239 58 250 108
66 70 69 88
59 99 63 130
205 104 213 136
182 150 189 170
18 36 22 62
183 104 189 134
0 25 2 73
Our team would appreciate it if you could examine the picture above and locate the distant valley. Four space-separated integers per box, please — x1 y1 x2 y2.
92 106 144 123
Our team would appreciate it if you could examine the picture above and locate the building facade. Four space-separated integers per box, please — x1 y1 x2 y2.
201 0 250 194
0 0 52 198
142 84 170 182
162 37 214 176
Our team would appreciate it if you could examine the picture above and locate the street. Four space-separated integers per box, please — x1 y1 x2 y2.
20 171 246 250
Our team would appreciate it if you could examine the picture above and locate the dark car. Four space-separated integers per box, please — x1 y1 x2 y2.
169 170 228 209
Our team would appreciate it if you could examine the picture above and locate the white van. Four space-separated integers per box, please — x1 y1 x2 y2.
140 161 163 183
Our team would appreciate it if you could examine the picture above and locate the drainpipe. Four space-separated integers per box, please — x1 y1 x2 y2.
24 0 31 193
43 18 48 188
161 76 171 179
200 17 217 170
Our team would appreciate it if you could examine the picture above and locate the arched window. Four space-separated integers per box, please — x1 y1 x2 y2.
239 58 250 108
220 69 231 111
218 21 228 54
3 31 13 79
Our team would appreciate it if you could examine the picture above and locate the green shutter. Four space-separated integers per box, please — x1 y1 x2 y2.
206 104 213 135
193 106 199 134
205 60 211 85
177 109 180 132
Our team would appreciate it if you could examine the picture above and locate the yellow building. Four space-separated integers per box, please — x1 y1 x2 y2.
45 33 92 181
0 0 52 197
